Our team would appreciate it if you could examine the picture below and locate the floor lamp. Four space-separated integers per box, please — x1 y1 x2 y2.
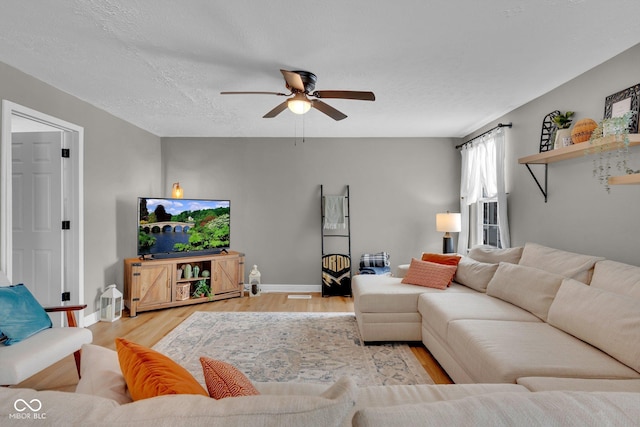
436 212 461 254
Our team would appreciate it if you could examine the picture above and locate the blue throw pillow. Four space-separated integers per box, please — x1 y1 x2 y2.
0 284 52 345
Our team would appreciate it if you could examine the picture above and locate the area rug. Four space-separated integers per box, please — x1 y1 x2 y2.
152 312 433 387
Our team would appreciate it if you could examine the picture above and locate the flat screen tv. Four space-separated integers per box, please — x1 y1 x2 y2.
138 197 230 258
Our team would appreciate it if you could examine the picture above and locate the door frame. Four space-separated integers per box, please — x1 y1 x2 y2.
1 100 84 322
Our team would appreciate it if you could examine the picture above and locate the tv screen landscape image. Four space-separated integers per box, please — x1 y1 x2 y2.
138 197 230 258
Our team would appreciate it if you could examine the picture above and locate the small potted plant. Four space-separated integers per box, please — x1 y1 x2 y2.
552 111 574 149
192 280 212 300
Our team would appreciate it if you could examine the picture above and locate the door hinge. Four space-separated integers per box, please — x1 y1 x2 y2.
61 291 71 302
62 220 71 230
62 148 70 158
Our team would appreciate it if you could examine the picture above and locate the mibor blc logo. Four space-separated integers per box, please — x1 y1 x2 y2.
9 398 46 420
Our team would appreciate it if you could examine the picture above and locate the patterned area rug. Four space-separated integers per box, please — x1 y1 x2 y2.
152 312 433 387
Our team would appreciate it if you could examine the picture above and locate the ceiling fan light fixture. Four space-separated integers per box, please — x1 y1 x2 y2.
287 94 311 115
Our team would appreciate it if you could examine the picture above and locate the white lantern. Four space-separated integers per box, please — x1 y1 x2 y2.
248 265 261 297
100 284 123 322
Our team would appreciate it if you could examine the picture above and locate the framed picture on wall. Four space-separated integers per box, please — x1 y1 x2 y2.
604 83 640 133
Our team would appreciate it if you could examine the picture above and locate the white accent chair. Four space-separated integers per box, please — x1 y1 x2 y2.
0 273 92 386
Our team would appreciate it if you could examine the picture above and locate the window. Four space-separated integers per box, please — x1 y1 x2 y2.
478 197 501 247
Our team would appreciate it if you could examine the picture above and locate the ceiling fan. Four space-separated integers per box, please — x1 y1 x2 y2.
221 69 375 121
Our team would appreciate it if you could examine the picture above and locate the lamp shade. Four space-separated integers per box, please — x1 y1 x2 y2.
436 212 461 233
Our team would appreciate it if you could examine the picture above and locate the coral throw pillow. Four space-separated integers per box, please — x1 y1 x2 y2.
115 338 208 401
421 253 462 266
200 357 260 399
401 258 457 289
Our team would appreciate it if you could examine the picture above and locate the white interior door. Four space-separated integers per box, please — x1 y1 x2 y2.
12 131 64 309
2 101 85 327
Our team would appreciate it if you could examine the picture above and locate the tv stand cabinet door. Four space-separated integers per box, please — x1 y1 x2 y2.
135 263 172 312
211 258 240 295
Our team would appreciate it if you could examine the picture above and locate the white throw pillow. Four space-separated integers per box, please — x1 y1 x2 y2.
453 257 499 293
75 344 132 404
486 262 564 321
518 242 603 283
547 278 640 373
468 245 523 264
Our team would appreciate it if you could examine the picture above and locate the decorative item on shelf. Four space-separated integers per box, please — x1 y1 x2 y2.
192 279 212 299
436 211 461 254
589 111 638 192
552 111 574 149
539 110 560 152
177 268 183 280
201 269 210 278
176 283 190 301
604 83 640 134
248 265 261 297
571 118 597 144
193 265 200 278
183 263 193 279
99 284 123 322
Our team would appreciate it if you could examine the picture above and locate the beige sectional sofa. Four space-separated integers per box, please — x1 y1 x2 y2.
2 375 640 426
353 242 640 385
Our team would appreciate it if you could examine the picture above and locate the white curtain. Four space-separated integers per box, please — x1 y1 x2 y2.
457 128 510 252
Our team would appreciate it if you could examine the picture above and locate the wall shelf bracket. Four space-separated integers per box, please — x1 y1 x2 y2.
524 163 548 203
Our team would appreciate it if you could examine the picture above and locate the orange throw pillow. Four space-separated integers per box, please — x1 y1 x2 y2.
421 252 462 266
200 357 260 399
401 258 457 290
115 338 208 401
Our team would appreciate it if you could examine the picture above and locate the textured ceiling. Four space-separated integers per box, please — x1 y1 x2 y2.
1 1 639 138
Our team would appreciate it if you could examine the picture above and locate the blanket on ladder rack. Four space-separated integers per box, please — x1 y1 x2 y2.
323 196 346 230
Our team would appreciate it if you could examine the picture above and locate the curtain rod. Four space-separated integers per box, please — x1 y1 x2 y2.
455 122 513 149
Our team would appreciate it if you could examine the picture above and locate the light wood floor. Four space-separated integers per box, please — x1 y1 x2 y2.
15 292 452 391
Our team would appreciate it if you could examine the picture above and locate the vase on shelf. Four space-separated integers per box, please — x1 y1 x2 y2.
177 269 183 280
193 265 200 278
183 264 193 279
554 128 572 149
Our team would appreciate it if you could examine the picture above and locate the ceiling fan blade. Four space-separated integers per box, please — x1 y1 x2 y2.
280 69 306 92
312 100 347 121
221 91 288 96
263 101 289 118
312 90 375 101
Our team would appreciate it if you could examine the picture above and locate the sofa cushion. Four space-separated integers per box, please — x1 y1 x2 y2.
352 391 640 427
485 263 564 321
353 275 474 314
446 320 640 383
76 344 132 404
418 293 541 341
516 376 640 392
115 338 208 401
200 357 260 399
547 278 640 373
468 245 523 264
401 258 457 289
589 260 640 298
517 242 603 283
0 284 52 345
453 257 498 292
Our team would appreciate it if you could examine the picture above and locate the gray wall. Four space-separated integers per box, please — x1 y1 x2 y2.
161 137 460 285
0 61 162 312
464 43 640 266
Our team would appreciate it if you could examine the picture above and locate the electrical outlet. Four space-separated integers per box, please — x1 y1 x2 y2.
61 291 71 302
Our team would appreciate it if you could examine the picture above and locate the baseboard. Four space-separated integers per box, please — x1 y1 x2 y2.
259 284 322 293
83 310 99 327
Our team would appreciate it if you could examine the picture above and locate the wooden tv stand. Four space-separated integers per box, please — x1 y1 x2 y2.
124 251 245 317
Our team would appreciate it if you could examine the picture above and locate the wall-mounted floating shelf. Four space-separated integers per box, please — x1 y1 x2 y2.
518 134 640 201
608 172 640 185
